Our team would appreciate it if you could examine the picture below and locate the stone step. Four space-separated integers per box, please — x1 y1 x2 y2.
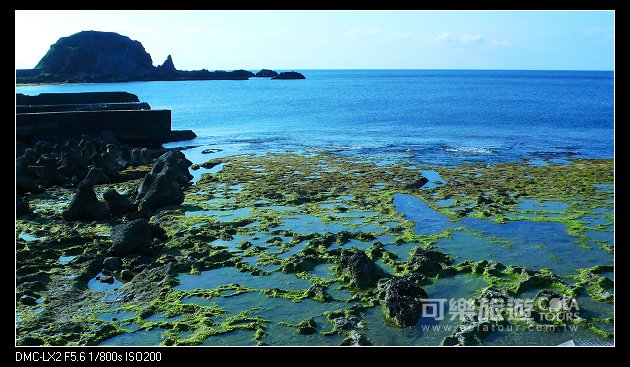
16 102 151 114
16 91 139 105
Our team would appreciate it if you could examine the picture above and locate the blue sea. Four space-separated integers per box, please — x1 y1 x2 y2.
16 69 614 166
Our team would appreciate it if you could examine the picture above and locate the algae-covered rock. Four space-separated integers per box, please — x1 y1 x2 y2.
296 318 317 335
405 247 453 275
440 314 500 346
378 275 428 327
336 250 382 289
340 330 372 346
533 289 580 322
514 268 560 293
280 254 320 273
110 219 154 256
306 284 333 302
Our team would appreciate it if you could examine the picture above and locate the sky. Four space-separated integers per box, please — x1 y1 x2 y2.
15 10 614 71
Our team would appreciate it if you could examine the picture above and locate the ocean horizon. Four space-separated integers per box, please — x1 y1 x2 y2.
16 69 614 169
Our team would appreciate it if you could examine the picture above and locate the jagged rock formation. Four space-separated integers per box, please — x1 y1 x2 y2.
272 71 306 80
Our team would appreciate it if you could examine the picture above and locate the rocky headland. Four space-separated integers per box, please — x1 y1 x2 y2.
15 31 305 84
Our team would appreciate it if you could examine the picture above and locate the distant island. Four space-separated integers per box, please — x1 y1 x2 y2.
15 31 305 84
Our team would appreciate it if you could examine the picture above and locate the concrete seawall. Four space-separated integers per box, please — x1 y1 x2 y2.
16 109 171 145
16 91 195 145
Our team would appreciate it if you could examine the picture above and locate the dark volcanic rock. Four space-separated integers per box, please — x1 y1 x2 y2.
20 295 38 306
405 176 429 190
90 152 121 179
121 269 134 281
271 71 306 80
16 156 41 193
36 155 65 187
61 181 109 221
83 167 110 185
336 250 382 288
227 69 255 79
35 31 154 81
57 150 89 179
136 151 192 212
136 173 184 212
254 69 279 78
103 257 122 271
149 151 193 186
156 55 177 75
103 188 137 215
378 276 428 327
110 219 154 256
169 130 197 142
16 195 30 216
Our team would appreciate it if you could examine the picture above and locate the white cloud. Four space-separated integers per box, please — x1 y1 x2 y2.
583 26 613 36
491 40 513 47
460 34 483 43
434 32 511 48
344 28 422 40
433 32 451 42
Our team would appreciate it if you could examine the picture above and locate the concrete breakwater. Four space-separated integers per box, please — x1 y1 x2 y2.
16 92 195 146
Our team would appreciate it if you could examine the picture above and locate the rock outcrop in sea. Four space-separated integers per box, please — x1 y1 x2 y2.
272 71 306 80
254 69 279 78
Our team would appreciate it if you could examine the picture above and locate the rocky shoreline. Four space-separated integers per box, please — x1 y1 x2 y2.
15 132 614 345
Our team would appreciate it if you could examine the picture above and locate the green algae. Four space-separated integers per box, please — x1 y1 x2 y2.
16 152 613 345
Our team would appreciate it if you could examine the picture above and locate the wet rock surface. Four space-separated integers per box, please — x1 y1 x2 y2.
110 219 156 257
336 250 382 289
378 275 428 327
405 247 453 276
